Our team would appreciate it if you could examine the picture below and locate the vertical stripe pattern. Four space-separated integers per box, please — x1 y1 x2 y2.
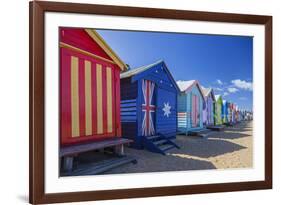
62 53 116 139
96 64 103 134
84 60 92 135
71 56 80 137
106 67 113 133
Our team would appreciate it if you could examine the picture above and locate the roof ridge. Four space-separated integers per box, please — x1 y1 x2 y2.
120 59 164 79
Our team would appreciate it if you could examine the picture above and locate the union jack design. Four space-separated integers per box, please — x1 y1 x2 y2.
141 80 155 136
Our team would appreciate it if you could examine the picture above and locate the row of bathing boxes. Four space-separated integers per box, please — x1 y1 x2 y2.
59 28 252 174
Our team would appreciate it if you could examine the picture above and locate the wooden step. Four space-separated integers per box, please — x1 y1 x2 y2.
159 144 175 152
64 156 137 176
146 135 161 141
153 139 168 146
142 134 179 155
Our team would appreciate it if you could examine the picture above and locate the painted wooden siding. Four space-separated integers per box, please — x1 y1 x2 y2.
120 99 137 122
227 103 232 123
121 122 137 141
177 85 204 133
120 77 137 141
156 88 177 138
204 95 214 125
177 94 187 132
231 104 237 123
186 86 203 130
222 101 229 123
120 77 138 100
203 100 207 125
215 98 223 125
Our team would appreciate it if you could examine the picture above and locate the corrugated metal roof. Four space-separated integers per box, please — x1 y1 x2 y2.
120 60 163 79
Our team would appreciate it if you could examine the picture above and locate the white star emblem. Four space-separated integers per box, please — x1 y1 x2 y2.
162 102 171 117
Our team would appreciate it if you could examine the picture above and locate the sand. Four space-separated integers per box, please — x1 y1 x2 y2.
105 121 253 174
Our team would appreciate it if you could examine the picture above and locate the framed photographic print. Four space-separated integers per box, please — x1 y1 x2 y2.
29 1 272 204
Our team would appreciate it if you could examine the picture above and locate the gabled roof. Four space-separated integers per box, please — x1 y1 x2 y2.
177 80 195 92
120 60 180 92
85 29 128 71
176 80 205 99
120 60 163 79
202 87 215 101
215 95 223 102
223 100 230 107
202 87 210 96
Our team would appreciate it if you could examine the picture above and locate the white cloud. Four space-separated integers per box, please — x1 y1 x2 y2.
227 87 239 93
223 92 229 97
214 87 223 91
216 79 223 85
231 79 253 91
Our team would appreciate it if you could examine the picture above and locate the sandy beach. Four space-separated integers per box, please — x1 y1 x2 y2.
105 121 253 174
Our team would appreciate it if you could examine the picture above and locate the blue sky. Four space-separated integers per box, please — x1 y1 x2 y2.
97 29 253 111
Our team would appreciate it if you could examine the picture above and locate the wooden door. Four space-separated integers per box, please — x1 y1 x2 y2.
141 80 156 136
192 94 200 127
156 88 177 137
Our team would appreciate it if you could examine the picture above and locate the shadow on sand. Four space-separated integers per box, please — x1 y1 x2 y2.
228 127 252 131
173 137 247 158
207 131 251 140
105 155 216 174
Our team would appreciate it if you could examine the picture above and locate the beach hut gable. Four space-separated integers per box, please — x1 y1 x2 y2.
121 60 180 93
178 80 205 99
203 88 215 101
177 80 205 134
60 28 127 71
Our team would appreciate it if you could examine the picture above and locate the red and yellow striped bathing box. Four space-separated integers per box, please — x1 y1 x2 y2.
60 28 127 145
